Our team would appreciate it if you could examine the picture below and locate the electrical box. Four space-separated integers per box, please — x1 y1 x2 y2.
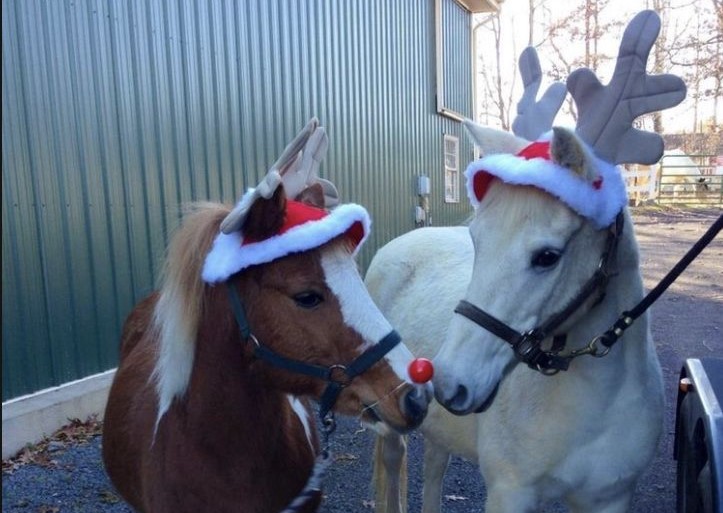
415 206 426 223
417 175 431 196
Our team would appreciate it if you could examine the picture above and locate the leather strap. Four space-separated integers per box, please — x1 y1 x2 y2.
226 283 401 418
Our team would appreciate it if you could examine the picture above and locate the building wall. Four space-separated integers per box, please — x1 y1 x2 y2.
2 0 475 401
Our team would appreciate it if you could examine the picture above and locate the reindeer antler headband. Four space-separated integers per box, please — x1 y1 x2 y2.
203 118 370 284
464 10 686 228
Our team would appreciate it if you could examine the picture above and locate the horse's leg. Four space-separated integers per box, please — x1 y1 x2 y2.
372 432 407 513
566 490 634 513
420 441 450 513
484 485 538 513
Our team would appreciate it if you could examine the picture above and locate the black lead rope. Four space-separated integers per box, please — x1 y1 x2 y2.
455 212 722 372
596 213 722 349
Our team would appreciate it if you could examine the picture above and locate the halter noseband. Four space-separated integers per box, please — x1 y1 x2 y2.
225 282 401 420
454 212 625 374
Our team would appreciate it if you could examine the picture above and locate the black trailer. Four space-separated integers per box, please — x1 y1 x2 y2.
675 358 723 513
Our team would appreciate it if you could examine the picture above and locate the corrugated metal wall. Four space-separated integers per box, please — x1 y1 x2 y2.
2 0 474 401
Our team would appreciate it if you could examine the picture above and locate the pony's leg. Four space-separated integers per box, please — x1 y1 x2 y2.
567 490 634 513
484 485 538 513
372 432 407 513
420 442 450 513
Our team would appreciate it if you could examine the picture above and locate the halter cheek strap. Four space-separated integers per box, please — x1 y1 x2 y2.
454 212 624 373
225 283 401 420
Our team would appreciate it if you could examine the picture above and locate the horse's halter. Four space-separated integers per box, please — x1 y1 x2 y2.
454 212 625 375
225 282 401 423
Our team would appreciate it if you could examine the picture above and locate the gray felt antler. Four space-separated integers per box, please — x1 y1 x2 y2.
511 47 567 141
567 10 686 165
220 118 338 234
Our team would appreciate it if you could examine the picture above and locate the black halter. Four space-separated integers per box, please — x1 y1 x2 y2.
225 282 401 421
454 212 625 374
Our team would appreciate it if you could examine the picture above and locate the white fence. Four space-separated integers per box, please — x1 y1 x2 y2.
622 153 723 207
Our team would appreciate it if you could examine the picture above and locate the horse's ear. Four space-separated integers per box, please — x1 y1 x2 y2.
463 119 528 157
241 186 287 241
550 127 598 182
296 182 326 209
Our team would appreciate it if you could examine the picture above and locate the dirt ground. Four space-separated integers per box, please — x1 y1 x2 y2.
626 206 722 512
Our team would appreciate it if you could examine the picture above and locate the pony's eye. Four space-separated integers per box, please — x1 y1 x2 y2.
531 249 562 269
292 291 324 309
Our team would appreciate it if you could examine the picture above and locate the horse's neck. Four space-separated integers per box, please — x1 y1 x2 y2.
152 308 318 512
180 310 295 451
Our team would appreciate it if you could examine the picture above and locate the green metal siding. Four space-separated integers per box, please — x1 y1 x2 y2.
2 0 474 400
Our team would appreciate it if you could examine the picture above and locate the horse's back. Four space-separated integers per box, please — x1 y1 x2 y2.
366 226 472 358
118 293 159 362
103 294 161 511
366 227 478 459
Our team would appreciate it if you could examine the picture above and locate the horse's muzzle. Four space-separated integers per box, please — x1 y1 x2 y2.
402 386 430 430
435 381 500 416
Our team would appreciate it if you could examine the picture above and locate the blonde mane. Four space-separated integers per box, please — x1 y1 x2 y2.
152 203 230 423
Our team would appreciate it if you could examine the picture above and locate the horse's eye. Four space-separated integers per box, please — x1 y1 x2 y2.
293 291 324 309
531 249 562 269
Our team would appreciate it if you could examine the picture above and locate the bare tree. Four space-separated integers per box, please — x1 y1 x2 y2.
706 0 721 131
652 0 722 133
540 0 621 121
477 13 517 130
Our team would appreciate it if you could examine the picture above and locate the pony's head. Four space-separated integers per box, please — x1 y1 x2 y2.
433 11 685 415
153 119 430 432
433 126 624 414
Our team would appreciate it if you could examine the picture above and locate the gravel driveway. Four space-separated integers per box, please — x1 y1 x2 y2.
2 207 721 513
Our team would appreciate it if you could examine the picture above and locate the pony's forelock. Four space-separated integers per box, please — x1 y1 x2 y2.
480 182 563 231
152 203 229 424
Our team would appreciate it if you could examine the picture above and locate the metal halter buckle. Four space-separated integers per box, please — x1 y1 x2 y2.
327 364 352 387
514 330 543 360
247 334 261 350
586 336 612 358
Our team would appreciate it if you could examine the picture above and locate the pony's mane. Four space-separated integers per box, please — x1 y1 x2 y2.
153 202 229 423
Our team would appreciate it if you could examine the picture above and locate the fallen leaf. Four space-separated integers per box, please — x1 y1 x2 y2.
334 453 359 462
444 494 469 502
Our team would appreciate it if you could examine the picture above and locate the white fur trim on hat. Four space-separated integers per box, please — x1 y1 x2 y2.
464 150 627 229
202 203 371 284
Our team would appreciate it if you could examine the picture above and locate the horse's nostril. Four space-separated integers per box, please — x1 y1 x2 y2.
403 387 429 427
452 384 469 406
435 383 470 415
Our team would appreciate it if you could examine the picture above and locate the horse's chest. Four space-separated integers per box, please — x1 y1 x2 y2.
147 400 318 512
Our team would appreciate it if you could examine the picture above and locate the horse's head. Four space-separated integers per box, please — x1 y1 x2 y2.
433 126 626 414
154 119 429 432
433 11 685 415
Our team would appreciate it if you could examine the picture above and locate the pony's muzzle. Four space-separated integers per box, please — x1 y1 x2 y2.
401 386 430 430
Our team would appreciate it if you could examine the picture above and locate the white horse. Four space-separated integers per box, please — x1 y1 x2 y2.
366 126 665 513
660 149 711 196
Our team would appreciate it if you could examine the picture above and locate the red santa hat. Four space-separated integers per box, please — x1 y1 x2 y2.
202 191 370 284
464 131 627 229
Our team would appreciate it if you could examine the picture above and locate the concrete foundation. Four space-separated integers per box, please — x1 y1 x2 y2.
2 369 115 459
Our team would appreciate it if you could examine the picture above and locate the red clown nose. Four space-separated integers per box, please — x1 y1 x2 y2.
408 358 434 384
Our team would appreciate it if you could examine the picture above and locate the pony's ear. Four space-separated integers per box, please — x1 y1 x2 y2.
462 119 529 156
296 182 326 209
241 186 287 242
550 127 598 182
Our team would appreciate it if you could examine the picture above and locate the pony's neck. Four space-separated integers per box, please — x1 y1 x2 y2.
177 296 294 448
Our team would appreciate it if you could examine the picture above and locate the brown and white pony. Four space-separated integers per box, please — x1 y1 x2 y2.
102 183 430 513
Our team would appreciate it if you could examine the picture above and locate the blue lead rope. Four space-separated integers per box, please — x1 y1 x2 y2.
279 449 333 513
